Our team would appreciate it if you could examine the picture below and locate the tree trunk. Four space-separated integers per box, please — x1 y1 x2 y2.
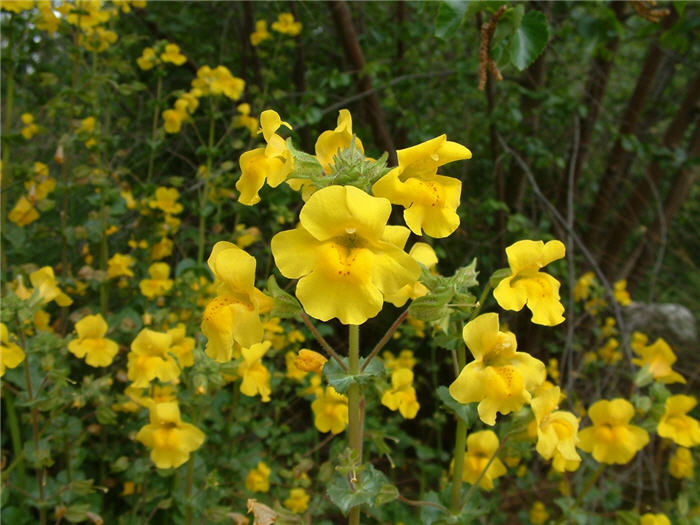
601 70 700 276
583 9 678 249
627 121 699 288
554 1 625 209
327 0 397 163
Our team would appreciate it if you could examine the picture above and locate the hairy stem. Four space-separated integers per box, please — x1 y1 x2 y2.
347 324 363 525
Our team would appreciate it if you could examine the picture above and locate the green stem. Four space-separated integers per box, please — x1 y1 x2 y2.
185 453 195 525
24 357 46 525
347 324 362 525
3 389 27 490
449 343 467 513
299 312 346 370
197 101 216 265
360 308 409 371
469 282 492 322
146 75 162 185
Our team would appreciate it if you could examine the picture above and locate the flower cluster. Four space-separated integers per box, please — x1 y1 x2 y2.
250 12 302 46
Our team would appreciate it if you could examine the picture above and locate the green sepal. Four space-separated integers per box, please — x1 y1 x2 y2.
266 275 302 319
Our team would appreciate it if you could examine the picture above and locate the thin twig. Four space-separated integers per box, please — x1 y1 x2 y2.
360 308 409 371
299 312 347 370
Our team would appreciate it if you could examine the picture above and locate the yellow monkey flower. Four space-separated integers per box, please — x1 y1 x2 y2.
372 134 471 238
530 386 581 472
458 430 506 490
68 314 119 367
238 341 272 402
1 323 25 376
236 109 293 205
311 386 348 434
271 185 420 325
127 329 180 388
201 242 272 362
632 337 685 384
493 239 566 326
578 399 649 464
136 400 205 469
657 395 700 448
381 368 420 419
449 313 545 425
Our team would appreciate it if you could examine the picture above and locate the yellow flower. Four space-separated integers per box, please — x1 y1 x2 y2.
191 65 245 99
139 263 174 299
598 338 622 365
613 279 631 305
59 0 110 29
657 395 700 447
20 112 39 139
160 43 186 65
294 349 327 374
449 313 545 425
9 196 40 226
1 1 35 14
311 386 348 434
382 349 417 372
315 109 363 173
632 338 685 384
78 116 96 134
640 514 671 525
137 46 159 70
162 108 186 134
149 188 183 215
201 242 272 361
176 91 199 115
245 461 271 492
1 323 25 376
30 266 73 306
68 314 119 367
151 237 173 260
166 324 195 368
381 368 420 419
234 103 258 135
107 253 135 278
127 329 180 388
79 26 118 52
529 501 549 525
372 135 471 238
33 310 51 332
238 341 272 402
669 447 694 479
236 109 293 205
284 488 309 513
271 185 420 325
458 430 506 490
285 351 307 381
578 399 649 464
250 20 271 46
601 316 616 337
493 239 566 326
272 13 302 36
631 331 649 353
136 400 205 469
382 241 437 304
530 386 581 472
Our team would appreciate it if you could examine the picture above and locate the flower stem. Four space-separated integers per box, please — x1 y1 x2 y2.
348 324 363 525
23 357 46 525
185 452 195 525
461 435 509 508
0 14 15 271
449 343 467 514
360 308 409 371
300 312 346 371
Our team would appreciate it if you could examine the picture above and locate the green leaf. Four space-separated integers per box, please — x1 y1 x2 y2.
435 0 469 40
327 463 387 515
286 138 323 179
175 258 197 276
375 484 399 506
69 479 96 495
64 503 90 523
436 386 477 427
323 357 385 394
3 223 26 250
509 10 549 71
266 275 302 319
